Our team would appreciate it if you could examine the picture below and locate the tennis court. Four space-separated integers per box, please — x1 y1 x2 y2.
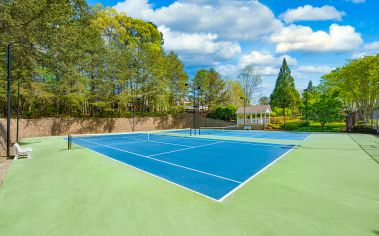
169 127 311 140
69 131 295 201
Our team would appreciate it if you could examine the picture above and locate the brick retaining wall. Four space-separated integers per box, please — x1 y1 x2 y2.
0 113 235 157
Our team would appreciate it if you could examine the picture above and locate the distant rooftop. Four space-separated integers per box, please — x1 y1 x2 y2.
236 105 272 114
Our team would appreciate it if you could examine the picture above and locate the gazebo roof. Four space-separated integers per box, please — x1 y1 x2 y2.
236 105 272 114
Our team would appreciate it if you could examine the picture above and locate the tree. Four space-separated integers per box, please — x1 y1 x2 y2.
258 96 270 105
270 58 300 127
238 65 262 105
0 3 190 118
225 80 245 108
207 105 237 122
301 80 317 120
322 55 379 125
193 68 229 113
308 89 343 128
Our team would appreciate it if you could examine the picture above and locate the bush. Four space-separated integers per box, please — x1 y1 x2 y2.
208 105 237 121
281 121 301 130
352 125 377 134
266 123 281 130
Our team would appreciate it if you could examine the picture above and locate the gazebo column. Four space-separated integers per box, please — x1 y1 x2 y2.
264 112 267 124
268 112 271 124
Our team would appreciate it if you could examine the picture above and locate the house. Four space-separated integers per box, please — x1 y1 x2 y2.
236 105 272 126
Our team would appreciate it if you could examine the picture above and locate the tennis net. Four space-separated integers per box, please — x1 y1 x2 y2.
199 125 241 135
67 130 188 150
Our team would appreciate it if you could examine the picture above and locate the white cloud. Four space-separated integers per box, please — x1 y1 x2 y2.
271 24 363 53
280 5 345 23
216 51 298 78
347 0 365 3
296 65 334 74
114 0 281 41
352 41 379 58
158 26 241 65
114 0 153 18
364 41 379 51
216 64 239 77
239 51 297 68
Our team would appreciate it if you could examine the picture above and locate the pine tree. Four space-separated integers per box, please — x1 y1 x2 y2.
270 58 300 128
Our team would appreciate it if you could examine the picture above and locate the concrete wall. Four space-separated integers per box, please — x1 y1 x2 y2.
0 113 235 157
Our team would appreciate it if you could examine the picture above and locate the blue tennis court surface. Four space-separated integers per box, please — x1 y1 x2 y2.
170 129 310 141
70 132 295 201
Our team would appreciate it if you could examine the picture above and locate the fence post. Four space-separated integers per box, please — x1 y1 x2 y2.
68 135 71 150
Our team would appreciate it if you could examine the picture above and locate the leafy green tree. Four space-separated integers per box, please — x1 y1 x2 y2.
225 80 245 108
270 58 300 126
193 68 229 113
207 105 237 121
0 3 189 118
301 80 317 120
308 89 343 128
323 55 379 125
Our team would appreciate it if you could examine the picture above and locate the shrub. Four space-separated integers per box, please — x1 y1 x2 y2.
352 125 377 134
208 105 237 121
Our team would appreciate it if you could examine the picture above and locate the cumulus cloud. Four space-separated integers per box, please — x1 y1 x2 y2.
271 24 363 53
347 0 365 3
114 0 153 18
280 5 345 23
114 0 281 40
352 41 379 58
239 51 297 68
158 26 241 65
215 51 298 78
364 41 379 51
296 65 334 74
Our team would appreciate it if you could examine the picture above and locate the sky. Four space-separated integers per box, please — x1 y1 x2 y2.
86 0 379 101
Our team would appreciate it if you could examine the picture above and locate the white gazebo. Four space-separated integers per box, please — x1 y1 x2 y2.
236 105 272 126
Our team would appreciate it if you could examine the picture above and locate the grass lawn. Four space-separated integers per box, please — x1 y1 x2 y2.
0 133 378 235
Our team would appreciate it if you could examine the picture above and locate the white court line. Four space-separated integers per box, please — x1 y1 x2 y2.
147 140 194 148
77 138 148 158
74 145 222 202
218 145 296 202
149 141 226 157
303 133 313 141
76 138 241 184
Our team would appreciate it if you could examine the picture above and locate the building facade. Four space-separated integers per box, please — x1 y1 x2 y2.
236 105 272 126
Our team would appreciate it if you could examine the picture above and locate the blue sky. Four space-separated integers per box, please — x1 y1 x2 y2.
87 0 379 101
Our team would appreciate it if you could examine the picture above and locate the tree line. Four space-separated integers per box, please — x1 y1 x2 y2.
267 55 379 129
1 1 189 118
0 1 261 120
2 1 378 129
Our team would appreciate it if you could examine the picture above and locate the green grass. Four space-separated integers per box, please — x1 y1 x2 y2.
295 121 346 132
272 119 346 132
0 133 378 235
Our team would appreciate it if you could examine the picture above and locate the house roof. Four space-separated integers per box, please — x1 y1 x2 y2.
236 105 272 114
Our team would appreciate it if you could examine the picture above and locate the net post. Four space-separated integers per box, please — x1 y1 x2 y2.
68 135 71 150
190 128 192 136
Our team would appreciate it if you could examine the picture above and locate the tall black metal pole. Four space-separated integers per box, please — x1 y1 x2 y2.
243 98 246 126
193 87 196 135
16 78 20 143
7 44 12 158
305 89 308 131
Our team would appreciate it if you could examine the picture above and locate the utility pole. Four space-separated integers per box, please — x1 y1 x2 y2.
304 88 309 131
